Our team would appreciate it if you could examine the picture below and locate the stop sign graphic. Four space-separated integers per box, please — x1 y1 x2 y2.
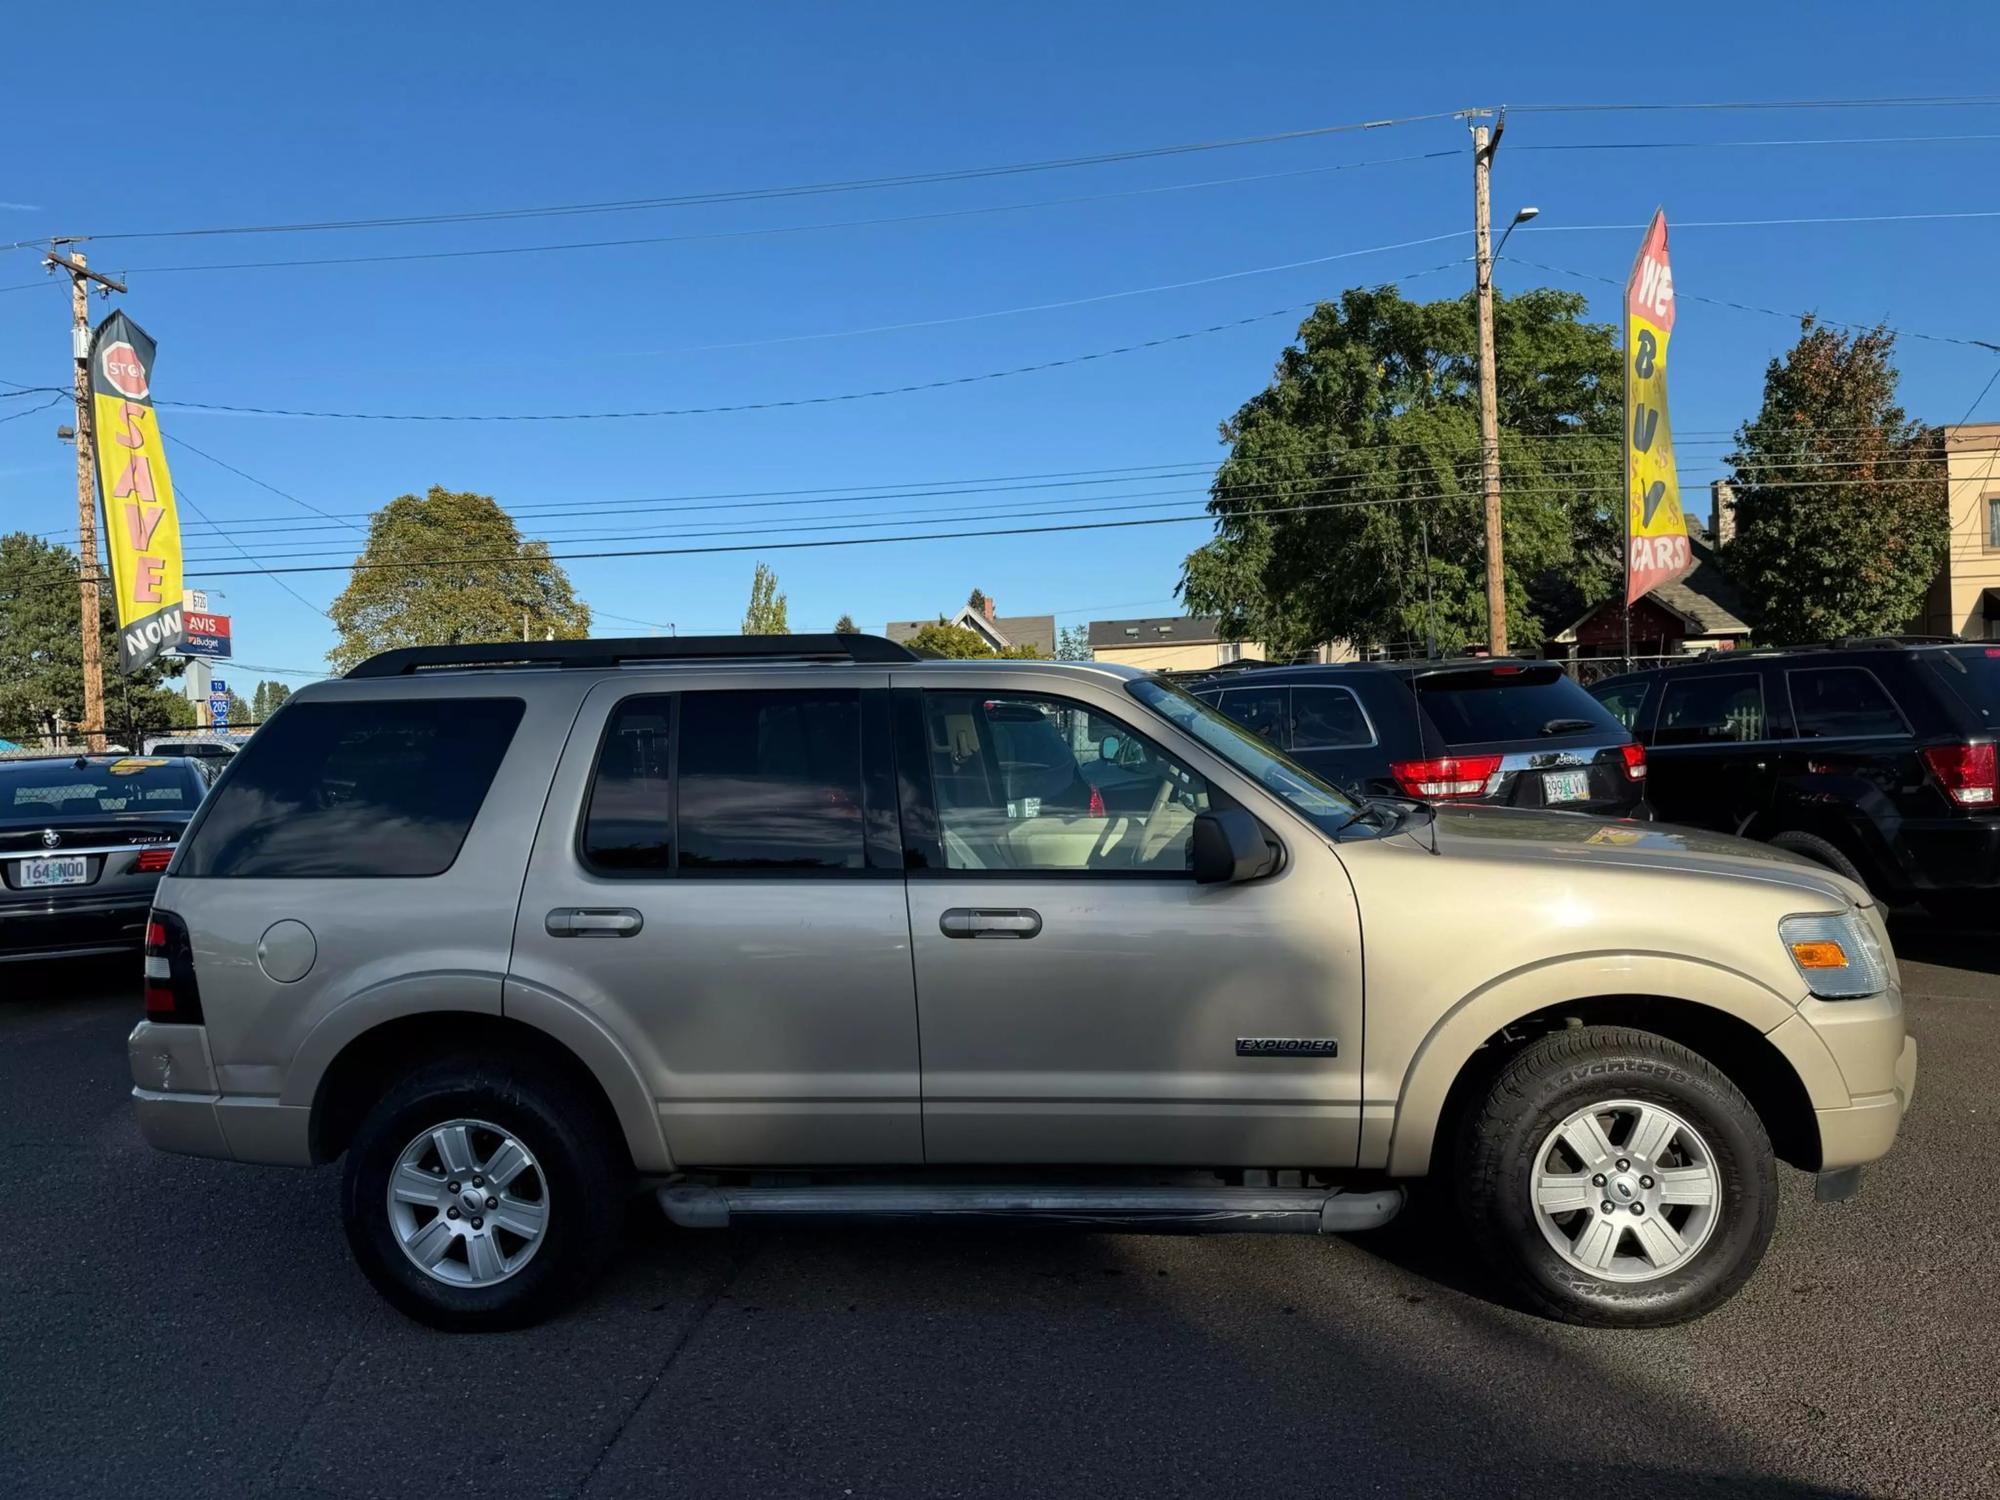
99 342 149 400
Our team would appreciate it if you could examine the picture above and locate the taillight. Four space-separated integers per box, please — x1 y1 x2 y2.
133 846 175 874
1618 742 1647 781
1390 754 1502 799
143 910 203 1022
1921 742 1997 807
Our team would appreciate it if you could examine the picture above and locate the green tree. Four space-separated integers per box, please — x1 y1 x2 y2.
327 487 590 672
250 679 292 721
1056 624 1092 660
967 587 989 614
742 562 789 634
1179 285 1622 657
904 619 1038 658
833 612 859 634
1724 320 1946 644
0 531 188 745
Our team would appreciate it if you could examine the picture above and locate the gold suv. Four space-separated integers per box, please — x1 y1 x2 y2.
128 635 1916 1330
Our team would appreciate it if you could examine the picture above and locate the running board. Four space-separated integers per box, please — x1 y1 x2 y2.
656 1182 1404 1235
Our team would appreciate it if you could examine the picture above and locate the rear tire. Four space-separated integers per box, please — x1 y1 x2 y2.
341 1054 626 1331
1768 829 1869 893
1457 1026 1777 1327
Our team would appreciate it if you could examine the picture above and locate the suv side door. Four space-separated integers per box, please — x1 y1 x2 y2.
896 673 1365 1167
508 673 923 1166
1642 665 1784 835
1771 662 1919 885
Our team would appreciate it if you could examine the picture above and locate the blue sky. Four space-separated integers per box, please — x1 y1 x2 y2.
3 2 1997 684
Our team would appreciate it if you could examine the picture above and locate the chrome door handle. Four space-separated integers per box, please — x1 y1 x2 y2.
940 907 1042 939
546 908 644 938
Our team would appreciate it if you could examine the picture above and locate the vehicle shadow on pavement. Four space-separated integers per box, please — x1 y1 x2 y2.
1885 912 2000 975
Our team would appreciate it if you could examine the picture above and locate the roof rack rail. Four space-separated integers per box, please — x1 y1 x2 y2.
346 632 918 678
1691 635 1964 664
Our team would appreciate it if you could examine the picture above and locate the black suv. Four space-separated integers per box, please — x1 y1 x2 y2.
1588 638 2000 918
1181 659 1647 816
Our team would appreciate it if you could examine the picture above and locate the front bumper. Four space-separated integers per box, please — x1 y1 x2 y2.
0 892 152 961
128 1020 312 1165
1814 1032 1918 1172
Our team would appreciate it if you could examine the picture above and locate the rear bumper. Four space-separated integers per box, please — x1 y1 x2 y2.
1880 816 2000 893
0 892 152 961
128 1020 312 1165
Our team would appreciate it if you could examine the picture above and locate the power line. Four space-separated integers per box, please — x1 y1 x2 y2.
1507 256 2000 353
1516 132 2000 152
72 111 1466 245
0 393 62 425
1507 95 2000 115
147 303 1324 422
167 433 368 534
1523 208 2000 233
174 484 335 619
110 153 1461 277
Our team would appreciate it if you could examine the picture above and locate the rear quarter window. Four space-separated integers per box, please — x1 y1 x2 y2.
176 697 525 878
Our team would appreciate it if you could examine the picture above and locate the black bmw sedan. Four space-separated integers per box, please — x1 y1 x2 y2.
0 754 217 963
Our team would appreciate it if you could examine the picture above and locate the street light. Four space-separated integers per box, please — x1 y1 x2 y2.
1494 205 1540 265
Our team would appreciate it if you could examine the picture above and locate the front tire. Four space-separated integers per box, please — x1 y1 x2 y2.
1457 1026 1777 1327
341 1055 626 1331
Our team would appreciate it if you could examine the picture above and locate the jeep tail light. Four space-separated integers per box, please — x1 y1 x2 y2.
143 910 203 1022
1921 741 1996 807
133 846 175 874
1390 753 1502 799
1618 742 1647 781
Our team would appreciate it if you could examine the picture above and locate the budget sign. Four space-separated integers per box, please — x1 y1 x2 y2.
180 611 233 659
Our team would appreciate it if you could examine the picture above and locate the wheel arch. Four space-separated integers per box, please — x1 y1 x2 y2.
308 1009 669 1174
1384 957 1840 1178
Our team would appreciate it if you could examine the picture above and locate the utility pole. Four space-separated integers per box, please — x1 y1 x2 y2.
1471 117 1507 658
46 244 126 751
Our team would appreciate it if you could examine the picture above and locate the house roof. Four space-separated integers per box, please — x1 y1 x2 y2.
885 607 1056 658
1560 526 1751 641
1088 615 1226 649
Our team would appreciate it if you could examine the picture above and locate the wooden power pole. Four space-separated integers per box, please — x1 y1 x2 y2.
1471 118 1507 658
46 244 126 751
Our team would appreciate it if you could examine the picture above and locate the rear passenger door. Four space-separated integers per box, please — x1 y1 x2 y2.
1208 684 1380 798
1773 664 1915 860
1644 669 1781 834
508 676 922 1167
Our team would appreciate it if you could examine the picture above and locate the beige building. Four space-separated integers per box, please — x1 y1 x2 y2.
1087 615 1349 671
1918 422 2000 639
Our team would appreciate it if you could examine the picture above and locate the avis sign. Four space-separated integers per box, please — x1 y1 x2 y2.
1623 209 1692 606
88 312 186 672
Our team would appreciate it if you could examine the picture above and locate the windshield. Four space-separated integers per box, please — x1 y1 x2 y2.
1128 677 1357 834
0 758 202 823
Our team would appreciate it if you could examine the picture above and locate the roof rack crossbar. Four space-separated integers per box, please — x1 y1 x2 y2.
346 632 918 678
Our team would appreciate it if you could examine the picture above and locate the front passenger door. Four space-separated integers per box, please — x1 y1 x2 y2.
898 682 1365 1168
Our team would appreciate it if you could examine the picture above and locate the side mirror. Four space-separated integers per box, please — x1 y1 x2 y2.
1191 809 1277 885
1098 734 1122 761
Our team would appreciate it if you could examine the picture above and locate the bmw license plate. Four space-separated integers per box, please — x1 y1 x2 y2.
18 855 89 888
1542 770 1591 804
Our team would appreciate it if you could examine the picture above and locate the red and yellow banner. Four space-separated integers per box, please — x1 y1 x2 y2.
89 312 185 672
1624 209 1692 606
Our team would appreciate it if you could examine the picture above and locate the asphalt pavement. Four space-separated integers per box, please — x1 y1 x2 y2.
2 924 1995 1500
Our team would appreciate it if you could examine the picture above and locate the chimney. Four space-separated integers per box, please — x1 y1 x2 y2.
1711 480 1736 548
982 596 996 622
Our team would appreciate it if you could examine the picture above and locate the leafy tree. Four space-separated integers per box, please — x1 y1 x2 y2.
1056 624 1092 660
742 562 789 635
904 619 1038 658
327 487 590 672
1724 320 1946 644
250 680 293 720
833 612 859 635
0 531 188 745
1179 285 1622 657
967 587 989 615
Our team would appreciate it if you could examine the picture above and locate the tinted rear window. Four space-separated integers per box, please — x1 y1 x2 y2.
1927 648 2000 726
176 698 524 877
0 759 201 822
1416 667 1624 746
1656 673 1766 746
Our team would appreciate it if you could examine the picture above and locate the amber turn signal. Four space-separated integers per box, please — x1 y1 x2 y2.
1789 940 1849 970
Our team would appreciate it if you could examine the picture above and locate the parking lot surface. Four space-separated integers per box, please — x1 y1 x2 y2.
2 924 1994 1500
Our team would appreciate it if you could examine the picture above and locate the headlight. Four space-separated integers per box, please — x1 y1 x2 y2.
1779 912 1888 999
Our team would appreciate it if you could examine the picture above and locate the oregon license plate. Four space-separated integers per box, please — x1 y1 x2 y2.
1542 769 1591 804
18 855 89 888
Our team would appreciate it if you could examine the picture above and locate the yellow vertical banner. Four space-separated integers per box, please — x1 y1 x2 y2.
1624 209 1692 605
89 311 185 672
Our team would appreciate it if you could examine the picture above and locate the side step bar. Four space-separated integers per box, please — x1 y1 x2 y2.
657 1182 1404 1235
